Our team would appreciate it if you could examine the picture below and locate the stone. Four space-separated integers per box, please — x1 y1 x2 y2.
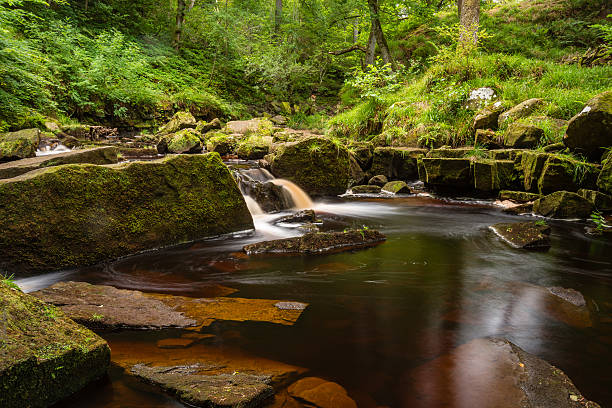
156 338 196 349
426 147 474 158
242 180 292 213
270 115 287 125
489 149 525 161
542 142 566 153
520 151 550 192
0 146 118 179
368 174 388 186
472 159 517 191
158 111 197 135
421 158 472 189
381 180 412 194
564 91 612 158
533 191 595 219
348 142 373 170
473 101 505 130
236 136 272 160
499 190 541 203
504 123 544 148
0 154 253 272
195 118 222 134
351 185 381 194
0 128 40 162
157 128 203 154
474 129 502 148
274 209 318 224
502 202 534 215
538 155 599 194
131 364 274 408
464 87 497 110
226 118 273 135
0 283 110 408
270 137 352 196
498 98 544 126
243 230 386 255
33 281 308 330
597 156 612 194
408 338 600 408
348 155 366 187
370 147 426 180
489 221 551 249
547 287 586 308
61 124 90 139
288 377 357 408
578 189 612 211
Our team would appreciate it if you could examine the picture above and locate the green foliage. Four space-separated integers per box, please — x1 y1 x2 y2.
589 210 606 234
591 14 612 57
346 61 404 102
0 273 20 291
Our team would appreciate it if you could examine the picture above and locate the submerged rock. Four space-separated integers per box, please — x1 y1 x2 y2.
489 221 551 250
34 281 308 330
564 91 612 158
0 283 110 408
274 209 318 224
0 146 118 179
548 287 586 308
243 230 386 255
288 377 357 408
409 337 600 408
131 364 274 408
351 184 381 194
0 128 40 162
0 154 253 272
533 191 594 219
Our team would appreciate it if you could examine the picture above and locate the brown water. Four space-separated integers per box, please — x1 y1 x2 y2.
17 196 612 408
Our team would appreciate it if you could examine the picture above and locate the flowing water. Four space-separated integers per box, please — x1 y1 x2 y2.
15 187 612 407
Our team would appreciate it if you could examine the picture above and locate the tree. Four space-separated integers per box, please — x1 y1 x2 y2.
459 0 479 48
174 0 187 49
274 0 282 37
367 0 393 67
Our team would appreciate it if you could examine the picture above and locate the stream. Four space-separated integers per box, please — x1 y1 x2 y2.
15 166 612 408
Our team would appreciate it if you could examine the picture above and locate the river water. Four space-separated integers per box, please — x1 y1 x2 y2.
18 195 611 408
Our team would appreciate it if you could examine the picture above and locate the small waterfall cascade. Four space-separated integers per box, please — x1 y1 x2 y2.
270 179 313 209
244 196 264 215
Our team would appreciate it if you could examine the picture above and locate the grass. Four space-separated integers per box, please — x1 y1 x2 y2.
0 273 20 291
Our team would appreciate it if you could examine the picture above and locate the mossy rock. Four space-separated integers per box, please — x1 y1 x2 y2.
504 123 544 148
533 191 594 219
597 156 612 194
474 129 502 148
158 111 196 135
489 221 551 250
0 283 110 408
564 91 612 159
270 137 351 196
370 147 426 181
195 118 222 134
381 181 411 194
578 189 612 211
351 185 381 194
0 128 40 162
0 154 253 272
157 129 203 154
421 158 472 189
473 102 506 131
472 159 517 192
236 136 271 160
499 190 541 203
498 98 543 126
348 141 373 170
426 147 475 159
368 174 388 187
488 149 526 161
520 151 550 192
206 132 238 156
538 155 599 194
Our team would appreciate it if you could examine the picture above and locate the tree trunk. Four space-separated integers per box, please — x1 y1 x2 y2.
367 0 393 67
364 19 377 67
174 0 186 50
353 17 359 44
275 0 283 36
85 0 88 11
457 0 463 18
459 0 479 47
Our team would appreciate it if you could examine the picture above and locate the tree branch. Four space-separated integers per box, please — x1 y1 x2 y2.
328 45 367 55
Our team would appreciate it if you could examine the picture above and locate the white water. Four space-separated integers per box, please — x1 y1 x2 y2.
244 196 264 215
36 144 71 156
270 179 314 209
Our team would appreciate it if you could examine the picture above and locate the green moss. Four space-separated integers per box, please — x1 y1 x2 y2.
165 129 202 154
0 154 253 272
206 132 237 155
0 129 40 162
236 136 271 160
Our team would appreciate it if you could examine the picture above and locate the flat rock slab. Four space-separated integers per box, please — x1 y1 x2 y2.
490 221 551 249
288 377 357 408
243 230 386 255
33 281 307 330
131 363 274 408
0 146 118 179
409 337 601 408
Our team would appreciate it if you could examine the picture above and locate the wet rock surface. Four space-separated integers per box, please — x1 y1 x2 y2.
548 287 587 308
274 209 318 224
0 283 110 408
0 128 41 162
489 221 551 249
287 377 358 408
533 191 594 219
351 184 381 194
243 230 386 255
33 281 308 330
0 146 118 179
409 337 601 408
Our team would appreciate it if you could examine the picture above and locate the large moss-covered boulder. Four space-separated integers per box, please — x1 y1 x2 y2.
597 156 612 194
0 128 40 163
564 91 612 158
520 151 550 192
270 137 351 196
504 123 544 148
206 132 238 156
578 189 612 211
0 146 118 180
0 283 110 408
370 147 426 180
533 191 594 219
157 128 203 154
472 159 517 192
236 136 272 160
473 101 505 130
0 154 253 272
538 155 599 194
498 98 543 126
421 158 472 189
158 111 197 135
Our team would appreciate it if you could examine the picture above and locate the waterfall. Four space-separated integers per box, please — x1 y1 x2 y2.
244 195 264 215
270 179 313 209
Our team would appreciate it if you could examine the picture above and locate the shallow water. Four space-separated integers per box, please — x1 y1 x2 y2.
18 196 612 408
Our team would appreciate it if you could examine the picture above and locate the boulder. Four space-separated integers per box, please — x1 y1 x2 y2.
226 118 273 135
533 191 595 219
131 364 274 408
0 128 40 162
465 87 498 110
382 180 412 194
348 155 366 186
236 136 272 160
33 281 308 330
520 151 550 192
288 377 357 408
195 118 222 134
499 190 541 203
270 137 352 196
0 146 118 180
351 185 381 194
61 124 90 139
421 158 472 189
274 209 318 224
409 337 601 408
158 111 197 135
0 154 253 272
504 123 544 148
489 149 525 161
206 132 238 155
348 142 373 170
538 155 599 194
489 221 551 250
472 159 517 192
243 230 386 255
473 101 505 130
577 189 612 211
498 98 543 126
368 174 388 186
426 147 474 158
370 147 426 180
474 129 502 148
0 283 110 408
157 128 203 154
564 91 612 158
597 156 612 194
